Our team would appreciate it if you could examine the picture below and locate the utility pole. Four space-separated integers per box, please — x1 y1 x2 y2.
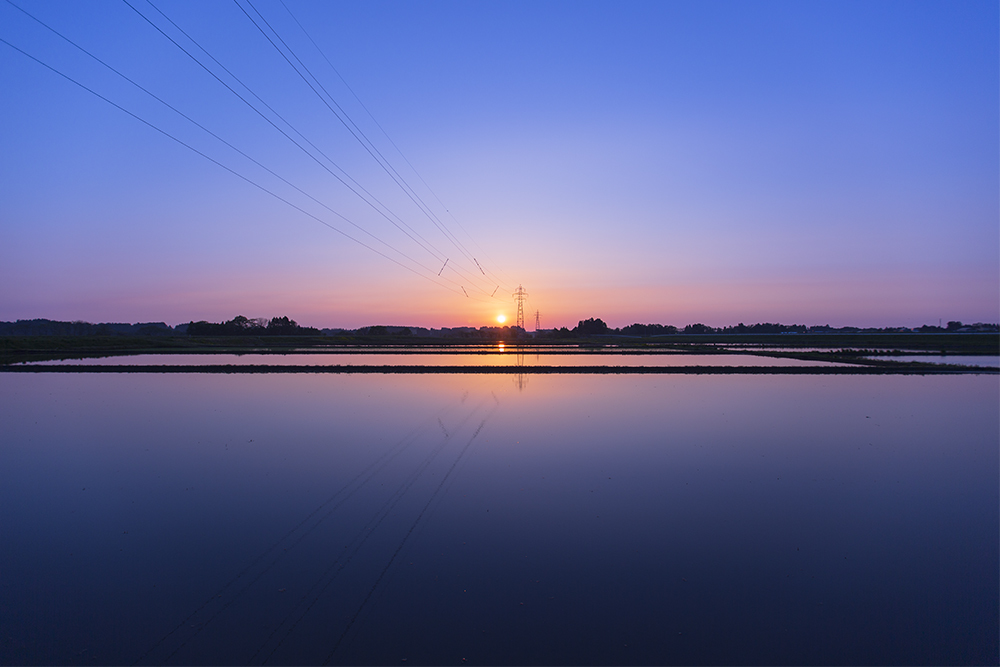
512 285 528 330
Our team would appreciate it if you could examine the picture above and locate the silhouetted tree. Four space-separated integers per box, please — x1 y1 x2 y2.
575 318 609 335
719 322 806 334
620 323 678 336
185 315 316 336
267 316 298 334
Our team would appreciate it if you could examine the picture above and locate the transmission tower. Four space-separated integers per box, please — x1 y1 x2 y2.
512 285 528 329
534 310 541 331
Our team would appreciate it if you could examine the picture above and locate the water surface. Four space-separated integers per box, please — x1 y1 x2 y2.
1 373 996 665
18 352 854 367
863 354 1000 368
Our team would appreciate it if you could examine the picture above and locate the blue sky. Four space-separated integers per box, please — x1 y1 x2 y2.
1 0 996 328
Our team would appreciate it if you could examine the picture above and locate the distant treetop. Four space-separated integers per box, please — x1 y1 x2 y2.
185 315 318 336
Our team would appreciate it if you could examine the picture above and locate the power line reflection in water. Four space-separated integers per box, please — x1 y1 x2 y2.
0 373 996 665
128 377 500 665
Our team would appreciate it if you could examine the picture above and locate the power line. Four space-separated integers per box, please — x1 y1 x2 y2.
235 0 502 296
242 0 441 236
281 0 518 292
4 2 513 304
140 0 500 299
3 0 447 282
0 33 500 302
278 0 517 293
236 0 456 267
128 0 469 279
270 0 516 294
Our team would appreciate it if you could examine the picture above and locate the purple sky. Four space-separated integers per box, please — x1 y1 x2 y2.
1 0 997 329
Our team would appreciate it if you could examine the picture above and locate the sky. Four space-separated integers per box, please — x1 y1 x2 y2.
1 0 997 329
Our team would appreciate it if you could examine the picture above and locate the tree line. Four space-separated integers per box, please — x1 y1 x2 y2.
185 315 319 336
537 318 999 338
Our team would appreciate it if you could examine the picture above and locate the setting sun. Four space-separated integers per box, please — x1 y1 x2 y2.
496 314 506 324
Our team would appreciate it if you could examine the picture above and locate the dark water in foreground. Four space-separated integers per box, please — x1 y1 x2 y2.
1 373 997 665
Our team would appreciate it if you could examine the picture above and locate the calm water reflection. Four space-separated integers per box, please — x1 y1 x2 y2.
1 373 996 665
863 354 1000 368
22 352 852 367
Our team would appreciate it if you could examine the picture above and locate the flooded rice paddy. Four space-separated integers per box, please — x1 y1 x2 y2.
18 351 853 368
862 354 1000 368
1 370 997 664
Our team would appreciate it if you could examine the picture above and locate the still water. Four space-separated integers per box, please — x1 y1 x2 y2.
1 372 996 665
863 355 1000 368
20 352 852 367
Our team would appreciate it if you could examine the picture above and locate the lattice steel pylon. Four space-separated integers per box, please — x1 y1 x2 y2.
534 310 541 331
512 285 528 329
